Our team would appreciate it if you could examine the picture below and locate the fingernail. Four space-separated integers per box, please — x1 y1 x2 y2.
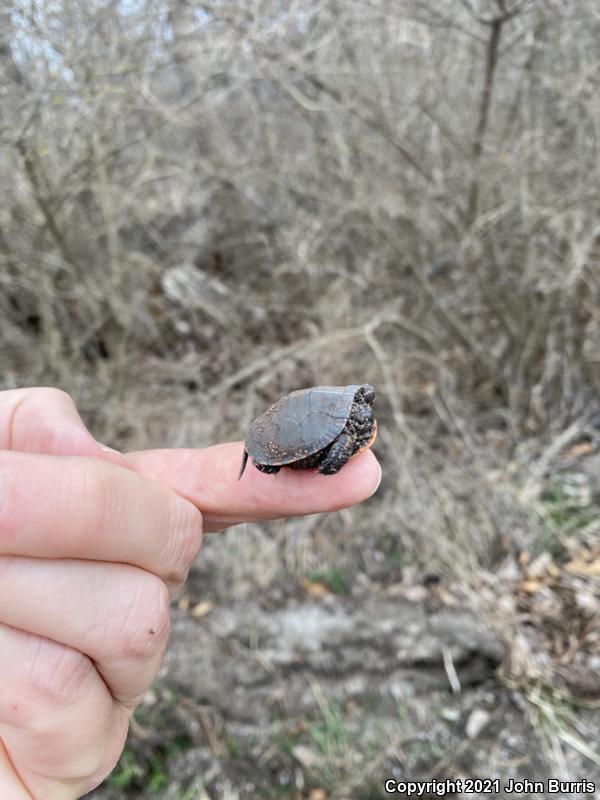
98 443 122 455
368 462 382 497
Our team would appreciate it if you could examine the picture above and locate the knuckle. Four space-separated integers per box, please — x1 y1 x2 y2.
17 389 75 453
110 574 171 664
2 387 77 453
0 474 13 543
161 498 203 584
70 458 115 536
25 636 95 710
11 634 110 783
0 460 26 544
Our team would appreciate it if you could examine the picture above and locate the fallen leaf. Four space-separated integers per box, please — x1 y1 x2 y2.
565 559 600 577
519 578 542 594
563 441 594 459
191 600 214 618
301 579 331 598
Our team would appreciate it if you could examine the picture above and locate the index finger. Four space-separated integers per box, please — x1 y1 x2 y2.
0 451 203 590
126 443 381 532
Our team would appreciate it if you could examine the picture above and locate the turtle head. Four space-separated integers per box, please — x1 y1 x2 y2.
357 384 375 405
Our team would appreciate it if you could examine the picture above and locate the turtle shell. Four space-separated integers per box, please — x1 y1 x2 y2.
245 385 362 466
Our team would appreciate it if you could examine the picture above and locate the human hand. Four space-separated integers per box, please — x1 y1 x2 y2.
0 388 380 799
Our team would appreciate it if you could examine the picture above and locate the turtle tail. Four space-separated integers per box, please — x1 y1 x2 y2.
237 449 249 480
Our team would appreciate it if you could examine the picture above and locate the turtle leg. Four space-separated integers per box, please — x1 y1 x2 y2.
348 403 374 445
317 432 358 475
253 462 281 474
289 452 324 470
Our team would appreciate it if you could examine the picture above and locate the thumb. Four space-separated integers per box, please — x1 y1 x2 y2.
0 387 129 467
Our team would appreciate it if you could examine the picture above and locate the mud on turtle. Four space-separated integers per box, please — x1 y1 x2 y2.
238 384 377 479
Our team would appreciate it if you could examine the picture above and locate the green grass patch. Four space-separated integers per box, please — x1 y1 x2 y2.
536 477 596 555
105 699 192 796
305 568 349 594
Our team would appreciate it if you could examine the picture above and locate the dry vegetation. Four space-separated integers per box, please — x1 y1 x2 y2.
1 0 600 797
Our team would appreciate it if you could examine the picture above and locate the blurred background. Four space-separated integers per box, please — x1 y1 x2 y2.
1 0 600 797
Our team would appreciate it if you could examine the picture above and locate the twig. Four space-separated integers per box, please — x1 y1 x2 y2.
443 647 462 694
205 313 435 401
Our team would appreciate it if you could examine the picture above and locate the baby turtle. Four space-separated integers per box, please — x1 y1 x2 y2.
238 384 377 479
